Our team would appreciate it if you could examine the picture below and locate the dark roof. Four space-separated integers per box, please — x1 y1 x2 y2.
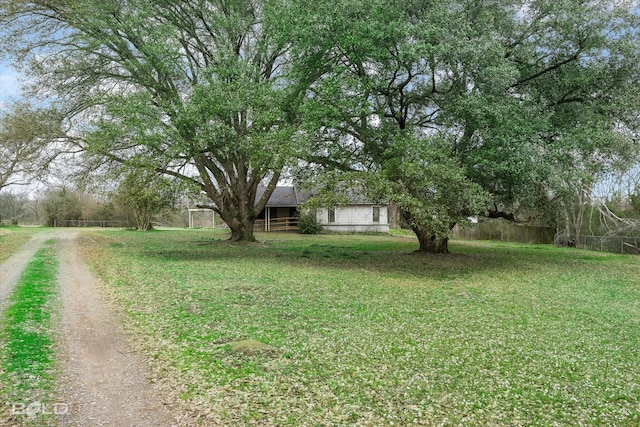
256 185 384 207
256 186 298 207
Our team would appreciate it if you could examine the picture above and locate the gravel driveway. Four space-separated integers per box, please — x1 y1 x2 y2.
1 230 179 426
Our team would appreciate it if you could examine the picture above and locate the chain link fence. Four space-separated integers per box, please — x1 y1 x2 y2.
576 235 640 255
453 220 640 255
51 219 130 228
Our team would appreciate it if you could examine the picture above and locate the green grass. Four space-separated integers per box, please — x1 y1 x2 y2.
0 241 59 425
80 230 640 426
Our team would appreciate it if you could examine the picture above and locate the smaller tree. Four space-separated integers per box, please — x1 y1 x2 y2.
89 201 127 227
114 170 177 231
628 186 640 216
42 188 82 227
0 191 29 225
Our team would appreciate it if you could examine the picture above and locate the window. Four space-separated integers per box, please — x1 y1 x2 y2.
372 206 380 222
328 208 336 223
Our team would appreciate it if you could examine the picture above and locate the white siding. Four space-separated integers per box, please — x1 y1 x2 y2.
316 205 389 233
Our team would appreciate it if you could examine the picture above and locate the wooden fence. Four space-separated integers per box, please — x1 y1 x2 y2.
253 216 299 232
452 220 555 244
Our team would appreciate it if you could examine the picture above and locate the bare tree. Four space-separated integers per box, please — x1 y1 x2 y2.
0 190 29 224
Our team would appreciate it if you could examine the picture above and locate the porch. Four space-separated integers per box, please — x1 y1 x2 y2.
253 215 299 232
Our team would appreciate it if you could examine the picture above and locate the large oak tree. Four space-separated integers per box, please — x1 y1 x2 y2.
2 0 639 251
288 0 640 252
1 0 307 241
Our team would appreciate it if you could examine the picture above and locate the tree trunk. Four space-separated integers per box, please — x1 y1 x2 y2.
135 210 154 231
228 216 257 242
198 169 280 243
571 185 588 248
388 202 400 229
413 227 449 254
137 220 154 231
401 209 451 254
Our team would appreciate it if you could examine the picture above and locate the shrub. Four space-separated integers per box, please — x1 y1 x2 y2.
297 212 322 234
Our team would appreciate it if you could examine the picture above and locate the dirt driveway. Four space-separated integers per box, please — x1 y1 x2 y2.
1 230 179 426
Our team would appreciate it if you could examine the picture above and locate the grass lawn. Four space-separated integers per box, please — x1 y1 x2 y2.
80 229 640 426
0 227 43 263
1 241 59 426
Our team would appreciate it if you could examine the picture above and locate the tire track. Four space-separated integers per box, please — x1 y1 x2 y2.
0 231 57 313
55 230 177 427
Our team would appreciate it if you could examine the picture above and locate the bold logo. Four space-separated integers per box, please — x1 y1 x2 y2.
11 401 69 416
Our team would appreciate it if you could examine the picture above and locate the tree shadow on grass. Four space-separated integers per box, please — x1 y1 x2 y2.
106 231 586 283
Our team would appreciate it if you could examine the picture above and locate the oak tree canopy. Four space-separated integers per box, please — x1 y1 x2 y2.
1 0 639 251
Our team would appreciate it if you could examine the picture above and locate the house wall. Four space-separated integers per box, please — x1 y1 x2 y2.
316 205 389 233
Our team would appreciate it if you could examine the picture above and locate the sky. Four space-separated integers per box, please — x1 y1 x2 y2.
0 60 21 110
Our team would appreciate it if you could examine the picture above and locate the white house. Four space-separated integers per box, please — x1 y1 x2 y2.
315 204 389 233
255 186 389 233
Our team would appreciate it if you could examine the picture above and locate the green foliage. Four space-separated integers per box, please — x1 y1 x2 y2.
0 102 63 190
42 188 82 227
89 201 124 223
630 188 640 215
2 0 639 247
374 135 490 239
289 0 640 251
114 169 177 231
0 0 309 242
297 212 322 234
